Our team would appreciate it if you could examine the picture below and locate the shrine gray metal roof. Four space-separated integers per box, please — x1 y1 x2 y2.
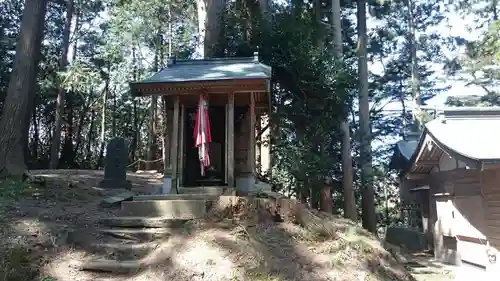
132 53 271 85
396 140 418 160
391 107 500 172
423 107 500 167
389 139 418 171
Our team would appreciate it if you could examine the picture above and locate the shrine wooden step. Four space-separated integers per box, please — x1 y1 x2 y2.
98 228 173 242
99 216 188 228
121 200 208 218
80 259 144 274
178 186 225 195
85 242 159 260
134 194 219 201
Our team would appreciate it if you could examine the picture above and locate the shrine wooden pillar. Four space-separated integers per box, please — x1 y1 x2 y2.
248 92 256 178
227 93 235 187
224 104 228 183
178 104 185 187
163 99 173 173
266 79 272 180
170 95 180 192
256 114 262 175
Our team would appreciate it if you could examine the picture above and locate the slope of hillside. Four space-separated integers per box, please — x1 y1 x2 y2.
0 170 415 281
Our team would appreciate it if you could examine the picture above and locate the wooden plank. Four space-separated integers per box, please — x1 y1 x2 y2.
132 78 266 93
225 104 228 183
227 93 235 187
134 78 266 88
406 173 428 180
178 105 185 187
170 95 180 193
181 93 267 107
161 95 175 172
415 160 439 166
248 92 256 177
256 114 261 175
267 80 273 180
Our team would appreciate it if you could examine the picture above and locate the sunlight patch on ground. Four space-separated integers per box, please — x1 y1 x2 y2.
11 218 50 235
171 230 238 280
42 250 90 281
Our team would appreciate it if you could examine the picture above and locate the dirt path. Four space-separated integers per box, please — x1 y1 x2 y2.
0 169 424 281
0 169 164 281
402 253 455 281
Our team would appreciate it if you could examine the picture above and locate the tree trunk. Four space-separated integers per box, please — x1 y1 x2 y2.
357 0 376 233
31 103 39 161
86 110 95 165
23 83 37 166
332 0 357 221
0 0 49 178
199 0 226 58
49 0 74 169
319 184 333 214
98 82 109 168
406 0 424 129
258 0 268 14
61 94 74 167
112 90 117 136
146 95 158 170
72 93 91 165
130 47 139 169
147 38 161 170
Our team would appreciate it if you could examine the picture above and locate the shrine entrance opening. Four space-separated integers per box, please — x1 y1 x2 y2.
183 106 226 187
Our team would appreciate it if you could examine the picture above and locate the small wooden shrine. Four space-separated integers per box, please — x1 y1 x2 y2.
129 52 272 191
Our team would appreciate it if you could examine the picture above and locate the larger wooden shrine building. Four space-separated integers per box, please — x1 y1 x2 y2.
129 53 272 192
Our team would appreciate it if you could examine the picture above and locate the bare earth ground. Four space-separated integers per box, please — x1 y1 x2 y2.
0 170 450 281
401 253 454 281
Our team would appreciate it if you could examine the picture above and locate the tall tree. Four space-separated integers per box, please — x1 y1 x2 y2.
357 0 376 232
0 0 49 177
332 0 357 221
445 1 500 106
50 0 74 168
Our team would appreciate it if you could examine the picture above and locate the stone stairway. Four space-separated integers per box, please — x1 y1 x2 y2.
70 186 228 275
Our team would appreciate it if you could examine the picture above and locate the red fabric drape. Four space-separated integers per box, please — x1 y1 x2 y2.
193 93 212 176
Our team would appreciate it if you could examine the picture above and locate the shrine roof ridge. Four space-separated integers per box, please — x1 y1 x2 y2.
131 55 271 86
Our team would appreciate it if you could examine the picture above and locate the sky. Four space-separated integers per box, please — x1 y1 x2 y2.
366 6 487 149
91 2 485 132
379 8 484 112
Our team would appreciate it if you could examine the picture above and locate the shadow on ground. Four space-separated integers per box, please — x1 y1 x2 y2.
1 171 419 281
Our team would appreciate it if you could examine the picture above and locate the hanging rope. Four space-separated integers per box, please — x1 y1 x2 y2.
127 158 163 168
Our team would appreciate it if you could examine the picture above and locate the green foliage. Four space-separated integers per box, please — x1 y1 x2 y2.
445 1 500 106
0 178 42 202
369 0 449 139
0 0 462 222
0 247 38 281
249 4 356 200
0 180 42 281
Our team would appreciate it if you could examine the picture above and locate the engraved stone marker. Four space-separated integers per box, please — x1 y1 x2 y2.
99 137 132 190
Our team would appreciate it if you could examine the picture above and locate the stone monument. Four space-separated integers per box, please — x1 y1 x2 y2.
99 137 132 190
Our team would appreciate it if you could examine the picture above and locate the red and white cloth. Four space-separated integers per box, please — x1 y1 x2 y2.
193 93 212 176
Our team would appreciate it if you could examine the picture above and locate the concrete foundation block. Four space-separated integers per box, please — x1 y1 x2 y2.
178 186 224 195
134 194 218 201
121 200 207 219
235 173 256 193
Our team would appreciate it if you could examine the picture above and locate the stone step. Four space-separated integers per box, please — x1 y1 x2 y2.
86 242 158 260
98 228 172 242
80 259 143 274
99 216 188 228
134 194 218 201
178 186 225 195
121 200 207 218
